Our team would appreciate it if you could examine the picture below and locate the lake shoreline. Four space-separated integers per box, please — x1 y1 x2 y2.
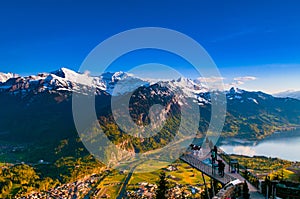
219 128 300 162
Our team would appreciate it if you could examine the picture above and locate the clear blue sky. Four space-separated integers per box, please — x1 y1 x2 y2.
0 0 300 93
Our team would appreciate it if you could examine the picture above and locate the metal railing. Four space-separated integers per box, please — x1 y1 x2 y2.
217 148 260 188
180 154 235 185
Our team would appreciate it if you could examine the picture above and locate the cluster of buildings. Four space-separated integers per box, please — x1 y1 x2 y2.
17 174 101 199
166 184 201 199
126 182 203 199
0 143 26 156
126 182 157 198
17 192 50 199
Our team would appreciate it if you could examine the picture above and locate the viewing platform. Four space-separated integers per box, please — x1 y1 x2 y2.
180 146 265 198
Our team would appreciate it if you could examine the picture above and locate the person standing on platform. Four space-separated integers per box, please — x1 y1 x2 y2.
213 145 218 161
220 161 225 177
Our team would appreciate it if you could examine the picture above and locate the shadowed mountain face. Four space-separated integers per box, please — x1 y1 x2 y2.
0 68 300 155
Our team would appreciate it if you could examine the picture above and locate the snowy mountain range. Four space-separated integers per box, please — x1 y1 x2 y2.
0 68 208 96
0 68 136 95
0 67 274 106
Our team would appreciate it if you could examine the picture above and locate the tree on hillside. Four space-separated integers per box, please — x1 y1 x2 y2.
243 180 250 199
156 171 169 199
209 140 214 149
10 164 39 185
205 137 209 144
279 169 284 180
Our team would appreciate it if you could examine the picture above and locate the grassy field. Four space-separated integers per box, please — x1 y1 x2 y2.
127 160 210 191
96 170 127 198
229 154 300 182
285 167 300 182
269 169 295 180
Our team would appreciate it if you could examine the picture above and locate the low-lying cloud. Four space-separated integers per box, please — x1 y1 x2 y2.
229 76 257 88
234 76 257 82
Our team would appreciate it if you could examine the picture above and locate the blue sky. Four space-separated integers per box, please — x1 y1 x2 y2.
0 0 300 93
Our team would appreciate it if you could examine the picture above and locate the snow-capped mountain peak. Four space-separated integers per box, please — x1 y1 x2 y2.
228 87 244 95
100 71 148 95
100 71 133 83
0 72 19 83
169 76 208 96
50 67 96 87
51 67 80 79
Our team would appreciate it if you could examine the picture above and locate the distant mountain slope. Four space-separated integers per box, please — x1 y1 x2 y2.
274 90 300 100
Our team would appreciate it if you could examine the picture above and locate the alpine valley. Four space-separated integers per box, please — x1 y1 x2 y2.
0 68 300 153
1 68 300 198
